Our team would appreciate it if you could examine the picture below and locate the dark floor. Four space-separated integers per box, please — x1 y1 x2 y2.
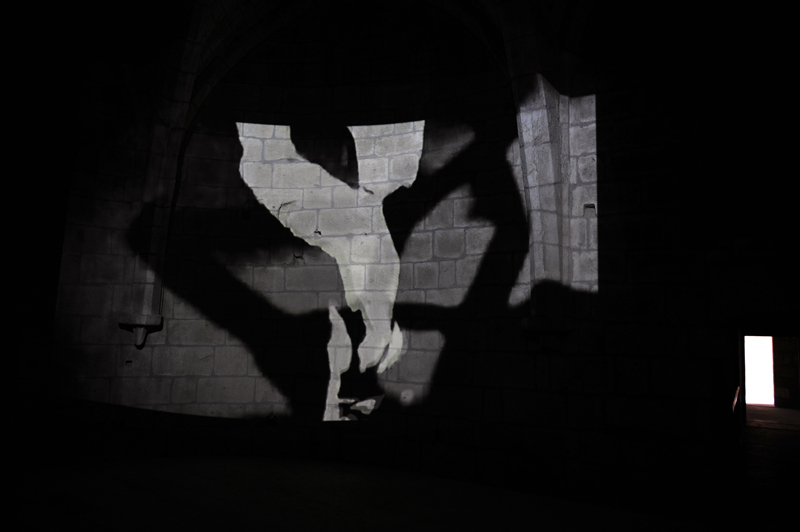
17 405 798 531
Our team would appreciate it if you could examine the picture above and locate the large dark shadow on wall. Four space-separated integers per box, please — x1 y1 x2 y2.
125 0 539 424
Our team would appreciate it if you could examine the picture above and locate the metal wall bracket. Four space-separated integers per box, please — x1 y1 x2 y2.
117 314 163 349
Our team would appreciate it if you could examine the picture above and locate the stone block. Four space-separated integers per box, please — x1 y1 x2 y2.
569 95 596 125
318 208 372 235
57 285 113 316
578 155 597 183
539 212 559 245
167 319 226 345
117 346 152 377
520 108 550 144
355 138 374 156
357 158 388 183
414 262 438 289
350 234 381 263
153 346 214 376
570 184 597 216
531 144 556 185
197 377 255 403
372 208 390 234
465 227 495 255
285 210 317 237
263 292 318 315
400 232 432 262
456 256 482 287
80 317 124 344
572 251 598 282
425 199 454 229
255 378 288 403
570 218 587 249
569 123 596 156
172 377 197 403
434 229 464 259
425 288 466 307
253 188 303 214
396 290 425 304
532 184 557 212
215 346 249 375
588 218 598 249
365 264 395 290
397 263 413 290
409 329 443 350
285 265 339 291
111 377 171 405
398 350 439 383
243 123 273 138
254 266 284 292
357 183 395 206
333 186 357 208
240 137 262 161
302 187 331 209
262 139 298 161
352 124 393 138
390 154 420 181
438 260 455 287
272 163 320 188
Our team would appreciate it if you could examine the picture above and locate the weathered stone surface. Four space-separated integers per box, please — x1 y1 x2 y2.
111 377 171 405
243 123 273 138
153 346 214 376
577 155 597 183
255 378 288 403
365 264 395 290
350 234 381 263
285 266 339 291
569 123 596 156
569 95 596 125
414 262 438 289
318 208 372 235
466 227 495 255
570 184 597 216
240 137 262 161
333 185 357 208
425 288 467 307
171 377 197 403
262 139 297 161
357 158 388 183
167 320 226 346
303 187 331 209
570 218 587 249
215 346 249 375
398 350 439 383
272 163 320 188
400 232 432 262
253 266 284 292
390 154 420 181
197 377 255 403
117 346 152 377
456 256 482 287
439 260 455 287
434 229 465 258
425 200 454 229
374 132 424 157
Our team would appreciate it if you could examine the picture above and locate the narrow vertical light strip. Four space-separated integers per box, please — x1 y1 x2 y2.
745 336 774 405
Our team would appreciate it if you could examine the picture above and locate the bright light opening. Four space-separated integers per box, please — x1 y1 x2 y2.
745 336 774 405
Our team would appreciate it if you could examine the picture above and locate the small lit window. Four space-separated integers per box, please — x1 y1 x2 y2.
744 336 774 405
